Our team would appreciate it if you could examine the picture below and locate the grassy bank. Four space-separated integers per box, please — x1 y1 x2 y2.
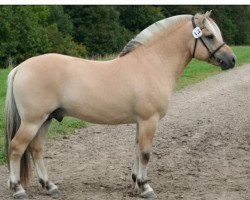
0 46 249 164
175 46 250 90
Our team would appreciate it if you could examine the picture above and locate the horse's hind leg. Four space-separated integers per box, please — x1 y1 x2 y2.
135 116 159 199
28 119 60 199
9 121 42 199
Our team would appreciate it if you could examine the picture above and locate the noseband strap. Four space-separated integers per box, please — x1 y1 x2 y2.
191 16 225 61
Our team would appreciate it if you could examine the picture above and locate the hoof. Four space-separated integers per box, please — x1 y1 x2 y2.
140 190 157 199
13 191 28 200
133 183 140 194
47 188 61 199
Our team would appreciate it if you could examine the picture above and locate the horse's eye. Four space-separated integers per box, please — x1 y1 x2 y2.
206 34 214 40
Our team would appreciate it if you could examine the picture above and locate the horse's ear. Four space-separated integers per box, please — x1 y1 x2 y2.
196 11 212 26
194 13 206 27
205 10 212 18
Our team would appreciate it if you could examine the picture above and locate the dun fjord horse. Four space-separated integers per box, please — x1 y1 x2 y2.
5 12 236 199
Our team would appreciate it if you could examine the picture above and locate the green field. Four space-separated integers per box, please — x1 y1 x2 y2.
0 46 249 165
175 46 250 90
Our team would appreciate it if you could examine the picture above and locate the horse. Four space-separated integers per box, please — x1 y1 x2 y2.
5 11 236 199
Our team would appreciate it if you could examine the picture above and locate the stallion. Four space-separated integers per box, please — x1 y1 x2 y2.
5 11 236 199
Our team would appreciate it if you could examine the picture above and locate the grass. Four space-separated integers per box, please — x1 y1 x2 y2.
0 68 9 164
175 46 250 90
0 46 249 165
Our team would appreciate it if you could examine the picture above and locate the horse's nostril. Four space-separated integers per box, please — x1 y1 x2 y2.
232 57 235 64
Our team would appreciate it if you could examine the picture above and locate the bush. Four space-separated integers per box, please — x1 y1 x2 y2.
0 6 87 68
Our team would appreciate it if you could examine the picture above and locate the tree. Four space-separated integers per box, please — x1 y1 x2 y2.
161 5 202 17
118 6 165 33
230 6 250 45
65 6 133 56
45 24 87 57
48 6 73 35
0 6 86 67
0 6 51 67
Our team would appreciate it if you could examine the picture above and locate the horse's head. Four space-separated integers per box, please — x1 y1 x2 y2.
190 11 236 70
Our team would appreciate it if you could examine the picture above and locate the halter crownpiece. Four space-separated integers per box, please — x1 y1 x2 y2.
191 16 225 61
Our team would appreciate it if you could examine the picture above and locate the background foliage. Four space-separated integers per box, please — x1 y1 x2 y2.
0 5 249 67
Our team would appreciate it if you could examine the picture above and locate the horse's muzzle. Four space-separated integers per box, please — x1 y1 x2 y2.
218 53 236 70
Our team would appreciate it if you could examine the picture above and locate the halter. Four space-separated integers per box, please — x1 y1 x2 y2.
191 16 225 61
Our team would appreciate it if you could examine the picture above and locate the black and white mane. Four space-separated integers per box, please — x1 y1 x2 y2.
120 15 192 56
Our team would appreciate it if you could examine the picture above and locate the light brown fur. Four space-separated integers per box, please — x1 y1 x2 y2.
5 12 236 199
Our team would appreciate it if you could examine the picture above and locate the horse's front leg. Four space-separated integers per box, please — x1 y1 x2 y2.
133 115 158 199
131 124 139 191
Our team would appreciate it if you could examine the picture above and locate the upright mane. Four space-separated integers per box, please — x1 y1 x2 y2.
120 14 192 57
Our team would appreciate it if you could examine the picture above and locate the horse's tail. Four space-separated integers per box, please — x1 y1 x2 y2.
5 66 31 186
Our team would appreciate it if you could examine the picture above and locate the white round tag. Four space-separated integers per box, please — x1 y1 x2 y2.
192 27 202 39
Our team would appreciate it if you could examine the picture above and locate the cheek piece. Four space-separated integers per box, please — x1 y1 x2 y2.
191 16 225 62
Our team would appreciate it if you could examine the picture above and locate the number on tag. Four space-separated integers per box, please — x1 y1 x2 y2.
192 27 202 39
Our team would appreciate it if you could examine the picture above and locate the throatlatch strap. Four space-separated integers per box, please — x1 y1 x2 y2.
192 39 198 58
191 17 198 58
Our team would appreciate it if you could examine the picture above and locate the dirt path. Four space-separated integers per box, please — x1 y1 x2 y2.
1 64 249 200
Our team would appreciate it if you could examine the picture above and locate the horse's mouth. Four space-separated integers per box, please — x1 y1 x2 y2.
217 58 226 67
209 57 225 68
214 56 235 70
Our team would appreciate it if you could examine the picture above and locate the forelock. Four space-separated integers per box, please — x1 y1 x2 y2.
204 18 223 42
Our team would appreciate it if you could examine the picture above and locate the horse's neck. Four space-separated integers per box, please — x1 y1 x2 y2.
137 22 193 84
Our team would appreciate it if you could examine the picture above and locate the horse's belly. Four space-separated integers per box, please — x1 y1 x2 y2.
64 95 137 125
68 108 136 125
